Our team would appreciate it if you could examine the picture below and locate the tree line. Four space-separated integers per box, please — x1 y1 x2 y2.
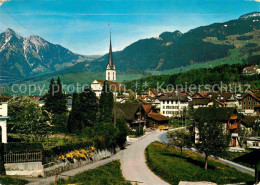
8 78 127 149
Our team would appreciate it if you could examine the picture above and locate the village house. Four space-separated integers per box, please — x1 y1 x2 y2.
159 91 189 117
241 93 260 115
242 66 260 75
142 104 170 128
113 103 146 131
147 88 159 97
194 107 243 149
113 103 170 131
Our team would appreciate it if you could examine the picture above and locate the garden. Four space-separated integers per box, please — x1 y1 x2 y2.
145 142 254 185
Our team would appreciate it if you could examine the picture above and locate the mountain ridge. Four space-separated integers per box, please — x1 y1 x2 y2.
0 11 259 84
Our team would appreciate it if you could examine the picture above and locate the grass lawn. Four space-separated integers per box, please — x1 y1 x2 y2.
145 142 254 185
55 160 130 185
0 175 28 185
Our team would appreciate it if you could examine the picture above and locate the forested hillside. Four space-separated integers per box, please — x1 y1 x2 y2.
125 55 260 92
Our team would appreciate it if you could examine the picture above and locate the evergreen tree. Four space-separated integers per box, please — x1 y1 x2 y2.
44 77 68 129
99 81 114 122
54 76 67 114
68 93 81 133
79 87 97 128
44 78 56 113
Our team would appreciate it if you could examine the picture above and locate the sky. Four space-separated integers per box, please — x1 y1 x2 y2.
0 0 259 55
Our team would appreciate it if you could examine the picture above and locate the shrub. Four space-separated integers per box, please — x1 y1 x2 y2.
4 143 43 153
0 175 28 185
43 140 92 164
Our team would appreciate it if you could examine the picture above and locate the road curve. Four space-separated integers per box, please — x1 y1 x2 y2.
119 131 169 185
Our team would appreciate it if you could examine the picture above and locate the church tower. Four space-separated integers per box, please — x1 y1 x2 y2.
105 31 116 81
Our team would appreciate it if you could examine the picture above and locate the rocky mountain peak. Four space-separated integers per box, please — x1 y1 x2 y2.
239 11 260 20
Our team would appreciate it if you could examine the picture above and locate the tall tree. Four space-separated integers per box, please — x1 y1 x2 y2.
79 87 97 127
44 77 68 128
67 93 81 133
99 81 114 122
196 118 230 170
44 78 56 113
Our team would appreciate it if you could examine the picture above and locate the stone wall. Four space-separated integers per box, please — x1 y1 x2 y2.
5 162 43 177
4 147 120 177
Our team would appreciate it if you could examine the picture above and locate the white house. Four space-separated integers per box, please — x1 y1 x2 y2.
159 92 189 117
243 66 260 75
0 102 9 143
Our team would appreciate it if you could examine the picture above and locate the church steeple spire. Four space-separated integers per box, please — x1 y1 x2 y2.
106 26 116 81
108 28 114 69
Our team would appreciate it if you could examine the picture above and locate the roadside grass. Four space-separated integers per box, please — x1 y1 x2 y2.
54 160 131 185
0 175 28 185
145 142 254 185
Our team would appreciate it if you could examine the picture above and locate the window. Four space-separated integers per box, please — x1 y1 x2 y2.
108 72 110 75
253 142 259 147
167 100 169 104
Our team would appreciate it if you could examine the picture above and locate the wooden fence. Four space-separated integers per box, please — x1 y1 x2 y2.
4 151 42 163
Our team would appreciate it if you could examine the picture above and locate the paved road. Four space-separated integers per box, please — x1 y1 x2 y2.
27 131 169 185
119 131 169 185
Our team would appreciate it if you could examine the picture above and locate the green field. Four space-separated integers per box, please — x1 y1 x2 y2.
54 161 130 185
145 142 254 185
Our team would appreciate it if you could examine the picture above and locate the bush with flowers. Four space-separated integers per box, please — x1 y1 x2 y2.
58 147 96 163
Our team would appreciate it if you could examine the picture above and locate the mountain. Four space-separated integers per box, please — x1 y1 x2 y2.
57 11 259 74
239 11 260 19
107 12 260 71
1 12 260 85
0 28 91 81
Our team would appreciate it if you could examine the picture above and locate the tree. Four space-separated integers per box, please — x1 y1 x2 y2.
196 118 230 170
168 129 191 157
115 116 127 149
8 97 51 142
79 87 97 127
67 88 97 133
98 81 114 122
67 93 81 133
43 77 68 128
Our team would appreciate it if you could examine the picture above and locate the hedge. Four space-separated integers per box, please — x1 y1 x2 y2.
4 143 43 153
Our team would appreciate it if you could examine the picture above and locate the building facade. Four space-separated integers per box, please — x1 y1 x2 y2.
159 92 189 117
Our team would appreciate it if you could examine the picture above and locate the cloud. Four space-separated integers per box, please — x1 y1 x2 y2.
0 0 10 7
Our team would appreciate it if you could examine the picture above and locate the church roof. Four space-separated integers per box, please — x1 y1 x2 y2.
107 33 115 69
